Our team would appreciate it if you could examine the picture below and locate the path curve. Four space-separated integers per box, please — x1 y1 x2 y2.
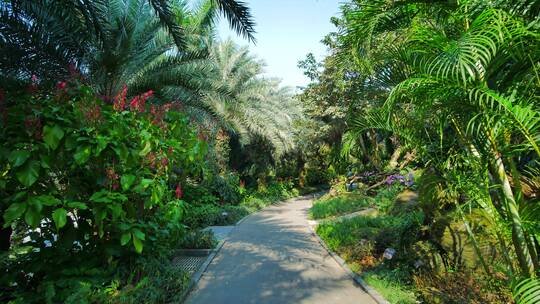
186 195 377 304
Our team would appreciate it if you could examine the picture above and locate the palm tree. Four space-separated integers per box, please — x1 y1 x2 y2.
338 0 540 301
203 40 301 157
0 0 255 83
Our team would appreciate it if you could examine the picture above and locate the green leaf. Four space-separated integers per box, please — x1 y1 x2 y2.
16 160 40 187
74 145 92 165
90 190 112 203
95 136 108 155
113 144 128 161
139 141 152 156
120 233 131 246
52 208 67 229
3 203 27 225
67 201 88 209
133 178 153 193
132 228 145 241
132 234 143 253
8 150 30 167
27 196 43 213
40 154 51 169
36 195 60 206
121 174 136 191
43 124 64 150
24 206 41 228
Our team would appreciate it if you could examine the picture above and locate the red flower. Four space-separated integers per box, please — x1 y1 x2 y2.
129 96 139 111
56 81 67 90
113 84 127 111
175 183 182 199
137 90 154 112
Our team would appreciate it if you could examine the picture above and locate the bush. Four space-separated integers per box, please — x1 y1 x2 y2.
0 83 206 302
203 172 242 204
178 230 217 249
183 184 219 205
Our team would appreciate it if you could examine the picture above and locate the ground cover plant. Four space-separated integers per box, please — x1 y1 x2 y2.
309 192 372 220
314 182 513 303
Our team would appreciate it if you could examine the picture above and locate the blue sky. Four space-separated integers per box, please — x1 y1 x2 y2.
217 0 342 88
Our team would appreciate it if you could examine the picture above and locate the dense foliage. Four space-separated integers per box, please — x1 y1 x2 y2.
299 0 540 303
0 0 312 302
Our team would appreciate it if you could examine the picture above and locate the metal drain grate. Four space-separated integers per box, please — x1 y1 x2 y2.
172 256 208 274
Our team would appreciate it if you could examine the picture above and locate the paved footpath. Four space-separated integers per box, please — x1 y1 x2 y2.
186 195 377 304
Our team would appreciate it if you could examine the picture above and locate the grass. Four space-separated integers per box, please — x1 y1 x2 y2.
362 268 417 304
309 192 372 219
312 189 423 304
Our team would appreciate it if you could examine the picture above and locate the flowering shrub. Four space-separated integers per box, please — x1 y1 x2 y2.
0 82 206 302
385 173 414 187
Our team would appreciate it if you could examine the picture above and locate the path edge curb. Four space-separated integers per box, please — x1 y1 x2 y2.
178 239 226 303
306 222 390 304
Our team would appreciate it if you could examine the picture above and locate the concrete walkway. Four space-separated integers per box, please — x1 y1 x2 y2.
186 195 377 304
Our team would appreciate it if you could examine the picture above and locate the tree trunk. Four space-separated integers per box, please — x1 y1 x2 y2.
491 152 535 276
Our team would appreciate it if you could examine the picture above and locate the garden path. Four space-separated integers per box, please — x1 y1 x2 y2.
185 195 377 304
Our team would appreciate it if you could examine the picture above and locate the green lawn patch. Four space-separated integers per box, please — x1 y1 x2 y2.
309 192 372 219
362 267 417 304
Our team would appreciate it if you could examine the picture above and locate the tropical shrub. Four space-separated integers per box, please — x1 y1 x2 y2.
0 82 206 302
179 230 218 249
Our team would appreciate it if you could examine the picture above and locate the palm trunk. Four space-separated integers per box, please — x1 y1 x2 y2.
491 151 535 275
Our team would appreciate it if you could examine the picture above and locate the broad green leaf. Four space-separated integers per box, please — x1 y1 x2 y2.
67 201 87 209
52 208 67 229
132 228 145 241
133 178 153 193
139 141 152 156
132 234 143 253
113 144 128 161
121 174 136 191
43 124 64 150
24 206 41 228
8 150 30 167
36 195 60 206
120 233 131 246
3 203 26 225
90 190 112 203
40 154 51 169
74 145 92 165
108 203 123 219
16 160 40 187
27 197 43 212
95 136 108 155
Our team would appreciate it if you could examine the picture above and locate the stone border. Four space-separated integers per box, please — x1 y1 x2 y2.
175 248 214 256
306 218 390 304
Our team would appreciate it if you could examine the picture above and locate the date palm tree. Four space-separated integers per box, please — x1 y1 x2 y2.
203 40 301 157
0 0 255 83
